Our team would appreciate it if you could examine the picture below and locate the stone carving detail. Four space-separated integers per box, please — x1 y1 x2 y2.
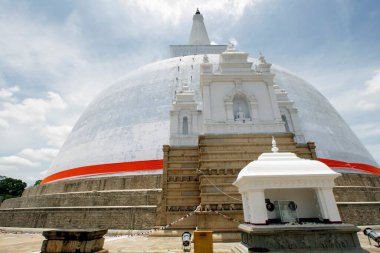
167 175 198 182
198 168 238 176
299 235 312 249
167 205 198 212
318 234 350 249
242 231 356 251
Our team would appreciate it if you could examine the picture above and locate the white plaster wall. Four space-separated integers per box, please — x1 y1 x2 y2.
210 82 231 122
243 82 274 121
264 188 321 220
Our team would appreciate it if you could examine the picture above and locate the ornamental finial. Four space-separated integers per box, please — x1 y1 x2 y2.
271 136 279 153
227 41 236 51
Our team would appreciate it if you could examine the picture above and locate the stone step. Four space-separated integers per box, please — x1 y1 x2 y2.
335 174 380 187
166 189 200 197
200 193 242 203
337 202 380 225
166 196 200 206
168 156 198 162
167 162 198 169
167 181 199 188
199 175 237 184
167 150 199 156
166 169 197 176
200 158 255 163
199 142 296 148
334 186 380 202
201 184 239 193
168 152 198 157
200 161 250 170
1 189 162 208
199 134 294 144
199 152 262 160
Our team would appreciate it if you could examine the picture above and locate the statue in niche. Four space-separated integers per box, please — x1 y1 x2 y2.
233 96 251 122
235 105 246 120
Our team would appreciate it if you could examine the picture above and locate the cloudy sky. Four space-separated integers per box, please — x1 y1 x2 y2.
0 0 379 186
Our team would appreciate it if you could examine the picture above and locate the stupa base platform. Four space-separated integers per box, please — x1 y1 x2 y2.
239 223 364 252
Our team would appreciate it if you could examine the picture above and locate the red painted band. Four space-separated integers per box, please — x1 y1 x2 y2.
41 159 163 184
318 158 380 175
42 157 379 184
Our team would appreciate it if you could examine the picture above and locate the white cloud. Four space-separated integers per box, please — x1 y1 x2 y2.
366 143 380 166
0 155 39 168
119 0 256 26
364 70 380 95
0 91 66 125
331 69 380 112
0 86 19 99
352 123 380 139
18 148 59 162
0 148 58 173
38 124 72 148
0 118 9 128
39 169 49 176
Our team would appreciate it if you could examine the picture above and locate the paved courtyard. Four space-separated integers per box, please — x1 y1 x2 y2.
1 228 380 253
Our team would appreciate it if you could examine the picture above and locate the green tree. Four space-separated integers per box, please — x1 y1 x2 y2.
34 180 42 186
0 176 27 200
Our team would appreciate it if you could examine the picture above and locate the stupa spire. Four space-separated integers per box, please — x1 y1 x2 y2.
188 9 210 45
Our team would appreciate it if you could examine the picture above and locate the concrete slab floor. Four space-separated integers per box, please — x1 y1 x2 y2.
0 230 380 253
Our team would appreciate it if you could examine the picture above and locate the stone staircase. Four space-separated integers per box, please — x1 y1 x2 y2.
196 134 314 233
157 133 316 239
156 146 200 230
0 174 162 230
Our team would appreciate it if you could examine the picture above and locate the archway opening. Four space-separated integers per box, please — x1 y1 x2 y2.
183 116 189 135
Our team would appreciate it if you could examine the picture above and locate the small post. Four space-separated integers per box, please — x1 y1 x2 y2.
194 230 213 253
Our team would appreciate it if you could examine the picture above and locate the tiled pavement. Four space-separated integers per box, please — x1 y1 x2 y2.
1 229 380 253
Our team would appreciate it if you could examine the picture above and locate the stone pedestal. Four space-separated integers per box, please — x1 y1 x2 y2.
239 223 365 252
41 229 108 253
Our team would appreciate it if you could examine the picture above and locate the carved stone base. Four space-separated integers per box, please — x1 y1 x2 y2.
239 223 364 252
41 229 108 253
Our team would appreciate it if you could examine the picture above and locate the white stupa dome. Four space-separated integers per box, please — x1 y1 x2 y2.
41 54 379 184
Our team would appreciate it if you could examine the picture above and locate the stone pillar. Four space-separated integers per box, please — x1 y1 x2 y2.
249 100 259 121
242 192 249 222
248 189 268 225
